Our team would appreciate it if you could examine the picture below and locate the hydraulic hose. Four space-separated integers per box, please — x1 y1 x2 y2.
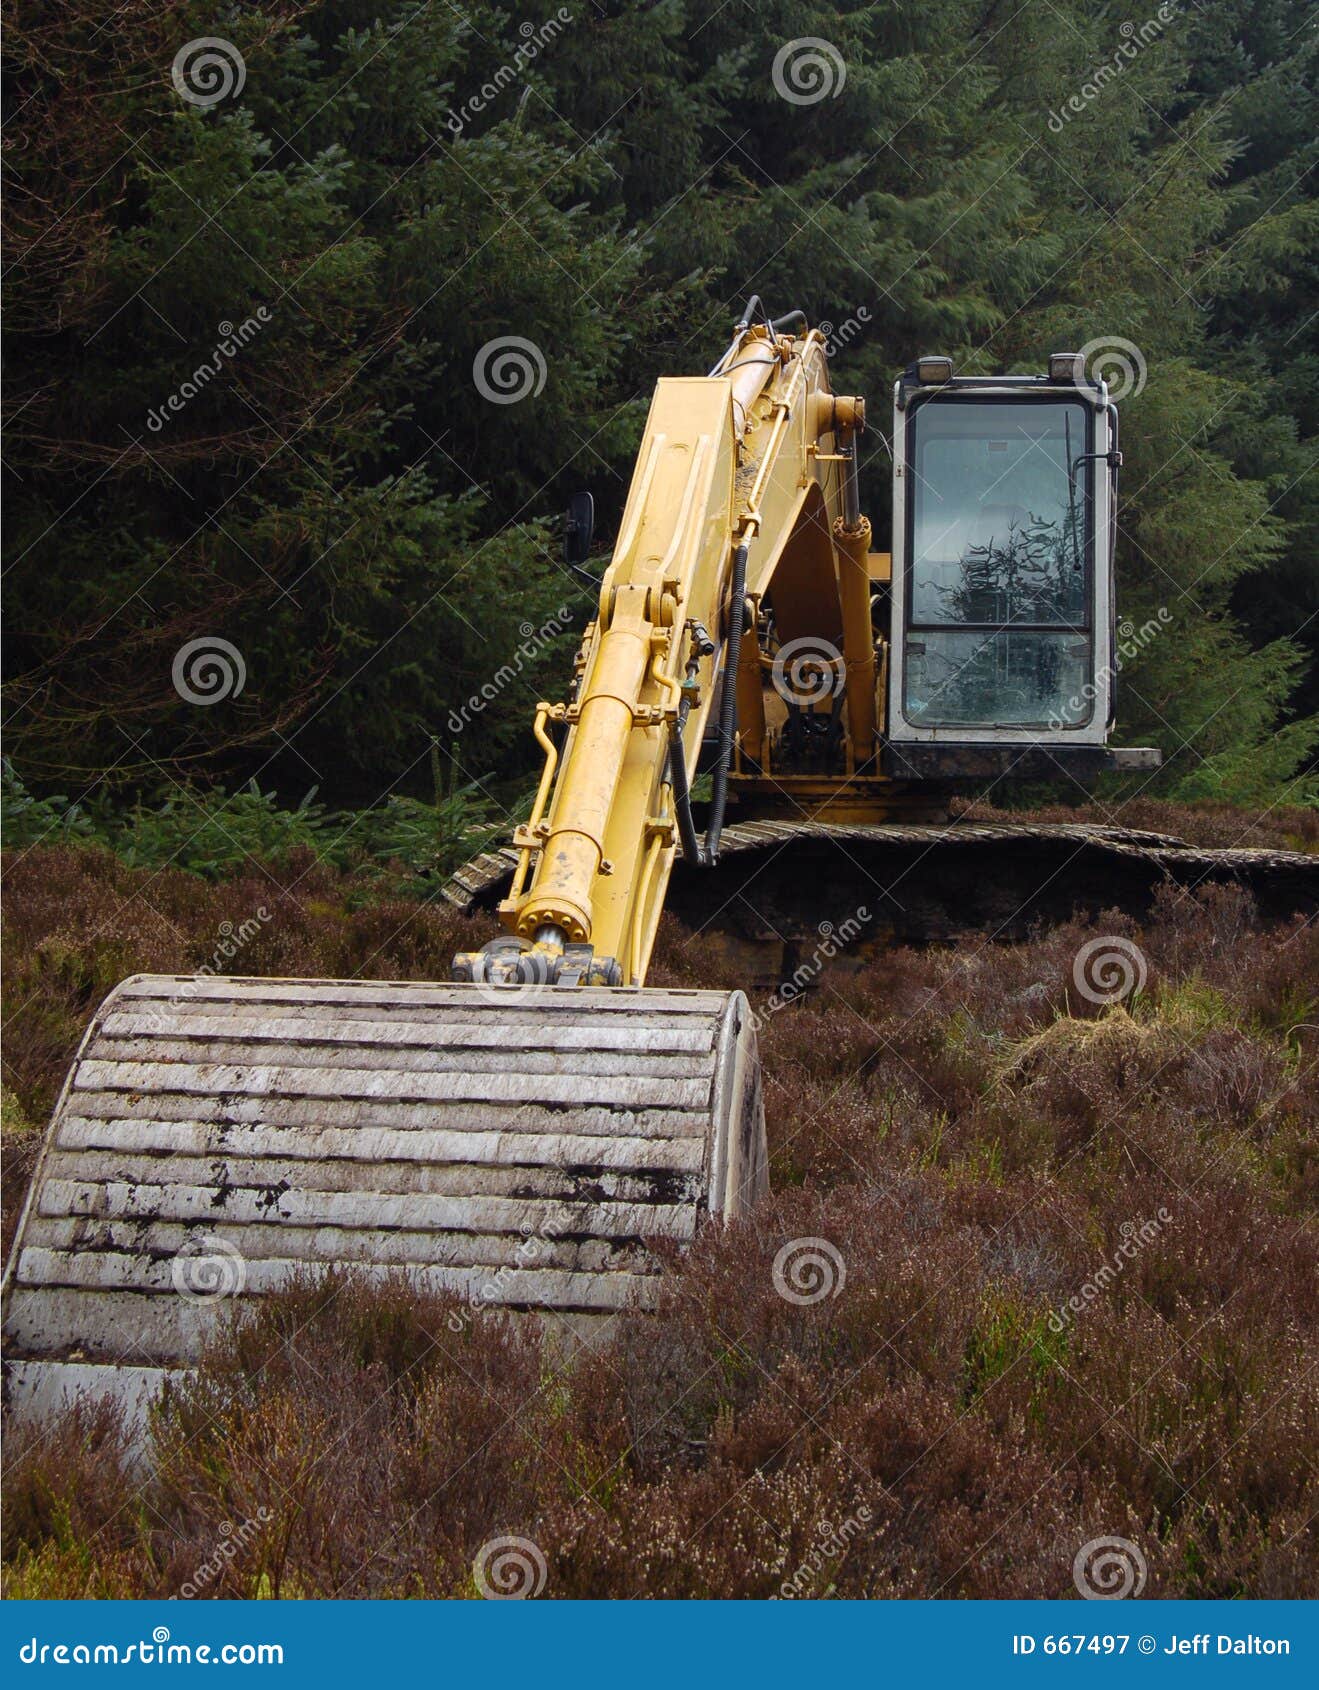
667 699 703 864
708 299 806 375
842 439 862 528
668 541 750 867
704 540 748 860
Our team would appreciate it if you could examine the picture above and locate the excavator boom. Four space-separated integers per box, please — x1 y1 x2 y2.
455 316 869 989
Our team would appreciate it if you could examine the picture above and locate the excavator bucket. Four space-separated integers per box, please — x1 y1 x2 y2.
2 975 766 1425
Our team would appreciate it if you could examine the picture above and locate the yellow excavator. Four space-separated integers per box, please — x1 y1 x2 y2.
6 305 1311 1422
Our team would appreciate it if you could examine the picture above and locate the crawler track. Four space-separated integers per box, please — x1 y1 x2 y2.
444 821 1319 988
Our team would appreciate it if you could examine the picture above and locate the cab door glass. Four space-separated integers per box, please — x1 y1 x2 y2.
904 398 1093 728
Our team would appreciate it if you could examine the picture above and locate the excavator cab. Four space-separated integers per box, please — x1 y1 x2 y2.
883 355 1151 784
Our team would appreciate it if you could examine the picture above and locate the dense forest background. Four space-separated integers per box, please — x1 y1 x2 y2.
4 0 1317 837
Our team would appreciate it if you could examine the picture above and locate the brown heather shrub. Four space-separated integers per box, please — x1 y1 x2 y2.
0 844 494 1126
3 1400 153 1598
954 795 1319 855
2 820 1317 1598
1 1089 42 1264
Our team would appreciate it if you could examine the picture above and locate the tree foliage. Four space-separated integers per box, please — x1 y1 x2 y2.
3 0 1315 811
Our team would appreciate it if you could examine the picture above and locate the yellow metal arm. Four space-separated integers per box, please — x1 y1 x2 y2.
475 325 871 986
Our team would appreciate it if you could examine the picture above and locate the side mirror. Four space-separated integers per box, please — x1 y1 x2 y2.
563 490 594 567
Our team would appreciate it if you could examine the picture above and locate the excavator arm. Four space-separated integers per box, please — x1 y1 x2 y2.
456 315 873 989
